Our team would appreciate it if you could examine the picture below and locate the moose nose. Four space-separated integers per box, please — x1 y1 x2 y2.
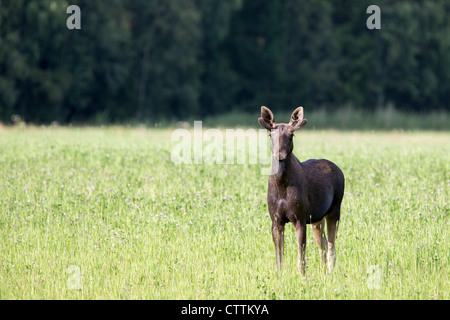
278 155 286 161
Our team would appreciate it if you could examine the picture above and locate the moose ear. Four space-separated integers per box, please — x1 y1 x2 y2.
258 106 275 131
289 106 307 131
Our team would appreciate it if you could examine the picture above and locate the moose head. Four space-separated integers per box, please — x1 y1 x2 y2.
258 106 307 161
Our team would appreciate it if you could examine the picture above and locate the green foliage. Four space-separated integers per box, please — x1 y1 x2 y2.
130 0 202 120
0 0 449 124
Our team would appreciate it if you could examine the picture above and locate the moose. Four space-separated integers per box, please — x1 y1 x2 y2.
258 106 345 274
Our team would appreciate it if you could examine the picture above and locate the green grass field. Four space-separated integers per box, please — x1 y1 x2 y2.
0 126 448 299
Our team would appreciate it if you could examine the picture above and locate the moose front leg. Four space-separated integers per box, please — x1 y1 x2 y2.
295 220 307 275
271 219 285 271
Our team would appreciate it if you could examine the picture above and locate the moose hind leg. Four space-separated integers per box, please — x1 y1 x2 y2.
312 219 328 269
326 214 339 273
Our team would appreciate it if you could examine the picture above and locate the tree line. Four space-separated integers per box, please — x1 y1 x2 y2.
0 0 449 124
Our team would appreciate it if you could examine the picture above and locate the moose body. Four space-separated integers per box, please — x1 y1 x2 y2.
259 106 345 274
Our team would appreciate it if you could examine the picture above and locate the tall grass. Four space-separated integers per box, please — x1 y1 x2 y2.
0 126 448 299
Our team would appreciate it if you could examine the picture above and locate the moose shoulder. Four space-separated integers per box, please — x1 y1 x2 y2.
258 106 345 275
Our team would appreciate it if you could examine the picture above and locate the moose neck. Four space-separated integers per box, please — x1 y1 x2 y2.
271 153 295 186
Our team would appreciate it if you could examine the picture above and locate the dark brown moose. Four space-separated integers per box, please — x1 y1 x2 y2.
258 106 345 274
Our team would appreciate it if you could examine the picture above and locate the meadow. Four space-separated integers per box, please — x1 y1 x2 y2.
0 126 448 299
